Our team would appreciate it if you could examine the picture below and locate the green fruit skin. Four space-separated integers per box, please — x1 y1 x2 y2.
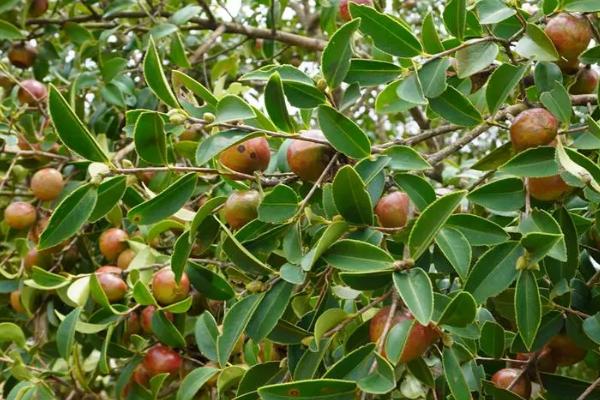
222 190 261 230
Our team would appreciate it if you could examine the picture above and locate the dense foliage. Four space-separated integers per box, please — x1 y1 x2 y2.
1 0 600 399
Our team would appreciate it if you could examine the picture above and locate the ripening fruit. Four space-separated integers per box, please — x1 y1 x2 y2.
99 228 129 261
0 73 14 93
222 190 261 230
117 248 136 270
96 266 127 302
570 66 599 95
339 0 372 21
510 108 558 151
10 291 25 313
374 191 410 228
126 312 141 337
141 305 174 334
218 137 270 176
151 267 190 305
8 44 38 69
369 306 439 363
491 368 532 398
545 334 587 366
30 168 64 201
24 248 52 270
133 363 151 387
516 348 557 373
545 13 592 69
18 79 48 106
29 0 49 17
143 344 182 376
286 130 335 182
179 124 202 141
528 175 572 201
4 201 36 229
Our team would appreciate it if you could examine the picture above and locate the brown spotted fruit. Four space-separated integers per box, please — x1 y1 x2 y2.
570 66 599 95
219 137 270 176
143 344 182 376
18 79 48 106
8 44 37 69
339 0 372 21
510 108 558 152
545 13 592 74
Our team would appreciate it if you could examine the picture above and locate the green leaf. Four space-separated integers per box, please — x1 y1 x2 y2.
128 173 197 225
219 221 274 276
171 231 192 283
438 291 477 327
443 0 467 41
464 241 521 303
486 63 529 114
332 165 373 225
519 209 566 262
170 4 202 25
57 307 81 360
176 367 219 400
468 177 525 212
446 214 509 246
265 72 294 132
318 105 370 159
480 321 506 358
314 309 347 344
195 129 258 166
0 20 24 39
456 41 499 79
90 176 127 222
419 58 450 98
195 311 219 362
375 80 417 114
583 313 600 344
540 82 572 124
393 269 434 325
477 0 516 24
48 85 110 162
27 267 69 290
397 72 427 105
0 323 26 347
282 80 327 108
534 61 562 94
564 0 600 12
472 142 514 171
323 239 394 271
247 280 294 342
258 379 357 400
515 270 542 350
217 294 263 366
435 227 472 281
421 13 445 54
323 343 376 379
408 190 466 260
152 310 186 348
187 261 235 301
190 196 226 239
580 46 600 64
394 173 436 211
500 146 558 177
301 221 348 271
383 146 431 171
321 19 360 89
350 3 422 57
358 353 396 394
385 319 413 365
429 86 483 126
258 184 300 223
515 23 559 61
442 347 471 400
345 59 401 87
39 184 97 250
520 232 562 265
172 70 218 106
237 362 284 396
134 111 168 165
144 38 179 107
215 95 256 124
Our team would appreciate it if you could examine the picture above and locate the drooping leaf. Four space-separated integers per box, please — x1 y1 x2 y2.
144 37 179 107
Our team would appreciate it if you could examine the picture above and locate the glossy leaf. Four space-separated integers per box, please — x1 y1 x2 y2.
393 269 434 325
515 270 541 350
332 165 373 225
265 72 294 132
318 105 371 159
217 294 263 366
258 184 300 223
247 280 294 342
144 37 179 107
429 86 483 127
134 111 168 165
323 239 393 271
321 19 360 89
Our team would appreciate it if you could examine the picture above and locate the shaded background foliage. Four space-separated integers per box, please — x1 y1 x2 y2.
1 0 600 399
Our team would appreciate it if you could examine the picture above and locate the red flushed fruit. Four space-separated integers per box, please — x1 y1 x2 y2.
18 79 48 106
24 248 52 270
545 334 587 366
286 130 335 182
369 306 439 363
143 344 182 376
491 368 532 398
29 0 48 17
30 168 64 201
141 305 174 334
545 13 592 63
133 363 151 387
510 108 558 151
374 191 410 229
117 248 136 270
516 349 557 373
339 0 372 21
151 267 190 305
126 312 141 337
96 266 127 302
4 201 36 229
10 291 25 313
222 190 261 230
219 137 270 176
99 228 129 261
528 175 572 201
570 66 599 95
8 44 37 69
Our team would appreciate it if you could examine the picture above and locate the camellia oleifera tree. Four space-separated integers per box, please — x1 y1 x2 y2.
2 0 600 398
